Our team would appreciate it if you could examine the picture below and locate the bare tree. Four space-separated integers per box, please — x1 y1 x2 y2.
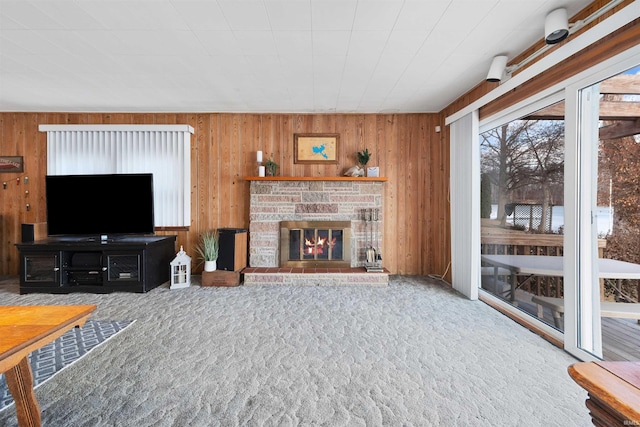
481 119 564 230
521 121 564 231
481 121 533 224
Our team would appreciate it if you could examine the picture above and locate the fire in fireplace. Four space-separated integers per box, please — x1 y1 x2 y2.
280 221 351 268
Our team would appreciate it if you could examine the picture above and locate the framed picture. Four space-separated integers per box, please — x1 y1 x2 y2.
0 156 23 172
366 167 380 177
294 134 339 164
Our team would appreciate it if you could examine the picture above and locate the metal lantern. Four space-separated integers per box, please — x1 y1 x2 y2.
170 246 191 289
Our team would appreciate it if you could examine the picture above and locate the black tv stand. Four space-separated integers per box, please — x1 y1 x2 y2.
16 235 176 294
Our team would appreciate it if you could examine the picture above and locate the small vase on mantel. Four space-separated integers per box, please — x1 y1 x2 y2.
204 260 217 272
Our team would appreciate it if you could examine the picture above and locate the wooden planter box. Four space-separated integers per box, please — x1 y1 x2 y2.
201 270 241 287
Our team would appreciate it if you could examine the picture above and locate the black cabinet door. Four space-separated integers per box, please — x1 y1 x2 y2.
22 253 60 287
104 252 142 284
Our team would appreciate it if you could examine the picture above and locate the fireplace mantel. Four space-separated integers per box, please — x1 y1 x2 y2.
245 176 387 182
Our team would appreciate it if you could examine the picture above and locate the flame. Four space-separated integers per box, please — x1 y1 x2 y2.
304 233 333 255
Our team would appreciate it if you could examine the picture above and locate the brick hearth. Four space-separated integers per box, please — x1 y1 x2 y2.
243 267 390 286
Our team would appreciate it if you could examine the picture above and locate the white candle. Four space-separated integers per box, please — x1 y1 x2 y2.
258 166 266 177
257 150 263 163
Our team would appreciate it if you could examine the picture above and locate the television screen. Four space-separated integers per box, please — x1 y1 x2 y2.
46 174 155 237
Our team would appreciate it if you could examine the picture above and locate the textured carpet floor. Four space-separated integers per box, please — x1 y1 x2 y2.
0 276 591 426
0 320 134 411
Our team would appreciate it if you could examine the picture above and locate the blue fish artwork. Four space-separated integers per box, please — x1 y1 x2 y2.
312 144 329 159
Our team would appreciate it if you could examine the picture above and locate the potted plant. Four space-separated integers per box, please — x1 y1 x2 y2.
265 156 279 176
357 148 371 169
352 148 374 176
196 230 219 272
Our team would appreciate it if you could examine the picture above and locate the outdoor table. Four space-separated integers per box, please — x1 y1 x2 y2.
480 254 640 303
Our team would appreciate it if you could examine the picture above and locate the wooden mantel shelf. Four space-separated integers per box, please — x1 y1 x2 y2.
245 176 388 182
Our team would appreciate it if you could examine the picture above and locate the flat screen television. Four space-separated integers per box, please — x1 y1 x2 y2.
46 173 155 237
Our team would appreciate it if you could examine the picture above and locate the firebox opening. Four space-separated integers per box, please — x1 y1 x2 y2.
280 221 351 268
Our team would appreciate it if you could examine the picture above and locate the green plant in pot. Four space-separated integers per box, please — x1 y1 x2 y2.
265 156 279 176
357 148 371 169
355 148 371 176
196 230 219 272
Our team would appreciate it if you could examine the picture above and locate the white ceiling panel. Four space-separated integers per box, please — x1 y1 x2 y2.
347 31 389 57
66 30 129 57
352 1 404 31
121 2 191 30
393 1 450 31
1 30 64 54
434 1 500 31
0 1 65 29
382 31 428 56
312 30 351 57
28 1 105 30
195 31 242 56
264 1 312 31
218 1 270 31
311 0 358 31
0 0 608 113
74 2 153 30
233 31 278 56
31 30 99 56
169 2 230 30
273 31 313 57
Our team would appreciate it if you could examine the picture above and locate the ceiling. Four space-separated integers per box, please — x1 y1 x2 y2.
0 0 595 114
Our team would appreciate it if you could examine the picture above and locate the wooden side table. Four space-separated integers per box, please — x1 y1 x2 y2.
568 361 640 426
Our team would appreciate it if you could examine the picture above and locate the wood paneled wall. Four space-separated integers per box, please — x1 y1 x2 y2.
0 112 450 277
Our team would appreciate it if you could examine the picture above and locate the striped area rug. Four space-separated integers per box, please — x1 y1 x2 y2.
0 319 134 411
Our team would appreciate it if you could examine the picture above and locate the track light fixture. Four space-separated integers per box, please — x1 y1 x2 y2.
545 8 569 44
486 1 624 86
486 55 508 83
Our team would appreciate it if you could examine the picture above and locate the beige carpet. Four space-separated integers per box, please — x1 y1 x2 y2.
0 275 591 426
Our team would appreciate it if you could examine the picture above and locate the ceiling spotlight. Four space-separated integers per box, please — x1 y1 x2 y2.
545 8 569 44
486 55 508 83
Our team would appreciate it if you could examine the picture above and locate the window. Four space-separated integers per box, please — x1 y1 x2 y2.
39 125 193 228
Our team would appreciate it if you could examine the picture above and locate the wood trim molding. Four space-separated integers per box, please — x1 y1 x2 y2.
244 176 388 182
38 124 195 133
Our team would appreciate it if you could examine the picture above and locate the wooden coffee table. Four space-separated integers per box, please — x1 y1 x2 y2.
0 305 96 427
568 361 640 426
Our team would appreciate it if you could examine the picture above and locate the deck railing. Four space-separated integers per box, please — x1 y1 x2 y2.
481 229 607 299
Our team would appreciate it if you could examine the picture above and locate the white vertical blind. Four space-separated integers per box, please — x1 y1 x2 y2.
39 125 193 228
449 111 480 300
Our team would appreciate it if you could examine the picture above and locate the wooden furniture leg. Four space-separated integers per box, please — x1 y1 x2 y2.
5 356 41 427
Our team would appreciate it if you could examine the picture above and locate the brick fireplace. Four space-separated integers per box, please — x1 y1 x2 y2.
243 177 388 286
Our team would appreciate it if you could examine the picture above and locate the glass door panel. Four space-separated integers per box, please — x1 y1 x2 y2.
592 65 640 360
480 100 566 331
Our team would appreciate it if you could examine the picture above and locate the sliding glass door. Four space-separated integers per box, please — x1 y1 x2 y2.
478 48 640 362
568 64 640 360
